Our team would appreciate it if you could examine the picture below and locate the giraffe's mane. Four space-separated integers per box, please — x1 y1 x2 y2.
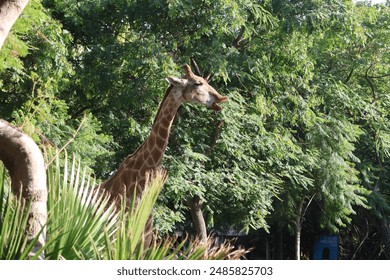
152 84 174 126
125 85 174 159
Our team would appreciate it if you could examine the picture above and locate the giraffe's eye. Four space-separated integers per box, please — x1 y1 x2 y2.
195 81 203 86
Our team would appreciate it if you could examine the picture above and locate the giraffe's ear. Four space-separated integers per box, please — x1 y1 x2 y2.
166 77 187 87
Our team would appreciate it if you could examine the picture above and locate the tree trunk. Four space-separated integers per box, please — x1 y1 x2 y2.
0 0 30 49
295 221 301 260
0 120 47 259
0 0 46 259
295 199 305 260
188 195 207 242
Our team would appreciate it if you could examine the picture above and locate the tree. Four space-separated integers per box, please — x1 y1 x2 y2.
345 1 390 258
0 0 30 48
2 0 389 259
0 0 47 259
41 0 281 239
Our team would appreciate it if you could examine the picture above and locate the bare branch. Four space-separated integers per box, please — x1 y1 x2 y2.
206 120 225 156
302 193 316 219
368 73 390 79
46 117 86 167
344 68 355 84
232 26 246 48
351 219 370 260
365 63 377 101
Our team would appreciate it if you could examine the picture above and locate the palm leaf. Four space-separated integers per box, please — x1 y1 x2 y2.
45 154 116 260
100 169 167 260
0 164 36 259
2 156 249 260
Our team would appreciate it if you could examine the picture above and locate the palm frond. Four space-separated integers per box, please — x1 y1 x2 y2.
101 169 167 260
45 155 116 260
2 157 249 260
0 164 36 259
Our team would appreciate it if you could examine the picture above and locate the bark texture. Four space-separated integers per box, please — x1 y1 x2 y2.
0 120 47 259
0 0 30 48
188 195 208 242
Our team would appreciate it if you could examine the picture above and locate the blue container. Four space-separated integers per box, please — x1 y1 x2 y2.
313 234 338 260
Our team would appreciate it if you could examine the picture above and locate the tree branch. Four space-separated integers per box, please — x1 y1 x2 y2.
368 73 390 79
351 219 370 260
0 0 47 259
206 120 225 157
0 0 30 48
344 68 355 84
364 63 377 101
46 116 86 167
232 26 246 49
0 119 47 259
302 193 316 219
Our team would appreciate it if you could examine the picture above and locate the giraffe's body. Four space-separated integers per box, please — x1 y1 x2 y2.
100 64 227 243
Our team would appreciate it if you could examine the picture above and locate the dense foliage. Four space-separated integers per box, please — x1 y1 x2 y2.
1 0 389 259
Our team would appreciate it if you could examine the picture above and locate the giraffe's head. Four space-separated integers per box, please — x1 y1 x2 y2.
166 64 228 111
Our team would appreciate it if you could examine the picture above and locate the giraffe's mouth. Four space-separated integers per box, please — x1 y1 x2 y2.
210 96 228 112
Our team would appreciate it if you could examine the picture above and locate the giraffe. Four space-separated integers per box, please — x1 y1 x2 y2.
100 64 228 243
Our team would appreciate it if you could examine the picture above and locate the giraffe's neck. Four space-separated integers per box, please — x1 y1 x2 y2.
101 86 182 199
141 86 181 168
